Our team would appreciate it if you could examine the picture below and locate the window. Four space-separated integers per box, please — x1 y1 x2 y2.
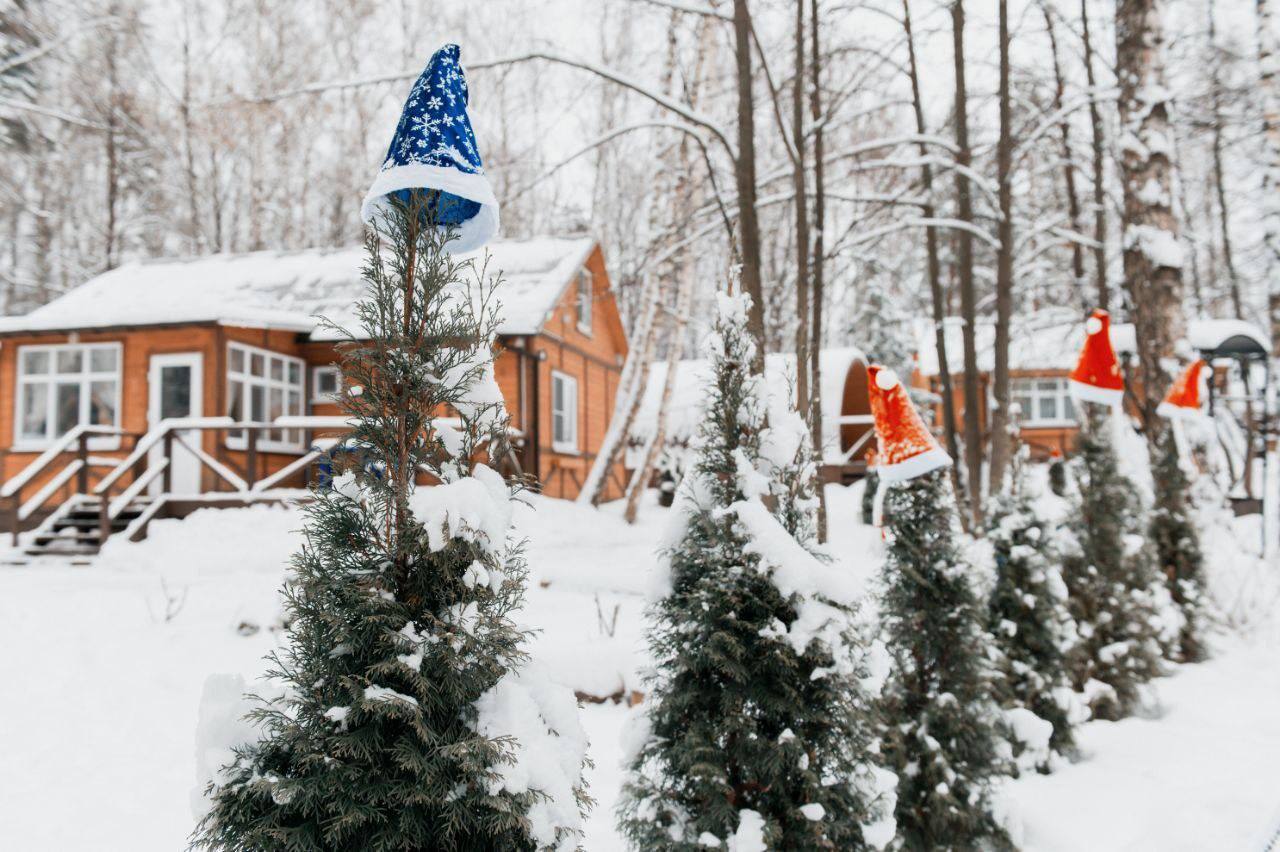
313 366 342 401
1011 377 1076 425
226 342 304 451
15 342 121 448
575 269 592 334
551 371 578 452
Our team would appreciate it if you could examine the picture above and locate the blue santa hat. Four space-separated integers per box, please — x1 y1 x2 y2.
361 44 499 253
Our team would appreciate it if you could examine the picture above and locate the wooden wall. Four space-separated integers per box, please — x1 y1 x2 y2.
0 245 629 505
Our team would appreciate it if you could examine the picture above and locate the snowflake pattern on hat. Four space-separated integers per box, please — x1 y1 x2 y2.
361 44 499 253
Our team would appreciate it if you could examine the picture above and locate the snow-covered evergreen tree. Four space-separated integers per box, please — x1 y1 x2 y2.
1060 404 1172 720
878 466 1010 847
193 196 589 851
1148 428 1208 662
619 290 895 851
986 447 1081 761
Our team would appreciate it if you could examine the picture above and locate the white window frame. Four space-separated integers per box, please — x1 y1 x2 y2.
312 365 342 402
225 342 306 453
575 269 593 335
13 341 122 451
550 370 579 453
1011 376 1077 427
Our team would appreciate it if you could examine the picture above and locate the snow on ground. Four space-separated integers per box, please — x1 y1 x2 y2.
0 483 1275 850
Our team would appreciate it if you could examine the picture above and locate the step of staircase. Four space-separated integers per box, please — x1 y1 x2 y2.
20 499 151 559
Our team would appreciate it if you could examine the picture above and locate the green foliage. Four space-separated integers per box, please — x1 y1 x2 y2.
618 292 891 851
1060 404 1169 721
192 196 587 852
986 455 1079 760
1148 428 1208 663
878 469 1010 850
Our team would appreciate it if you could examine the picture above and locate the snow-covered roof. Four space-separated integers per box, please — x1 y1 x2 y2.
631 346 866 462
0 237 598 338
915 312 1270 377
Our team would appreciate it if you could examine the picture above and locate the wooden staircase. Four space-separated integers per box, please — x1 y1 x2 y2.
17 496 151 561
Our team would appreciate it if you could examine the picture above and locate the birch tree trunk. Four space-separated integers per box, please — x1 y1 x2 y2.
621 14 713 523
1116 0 1188 440
1082 0 1111 312
624 255 695 524
1259 0 1280 357
576 271 663 505
951 0 984 525
989 0 1015 492
578 14 685 506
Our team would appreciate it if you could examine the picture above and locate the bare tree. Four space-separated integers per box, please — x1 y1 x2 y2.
1205 0 1243 319
903 0 964 508
733 0 768 372
1116 0 1187 437
951 0 984 524
989 0 1015 492
1082 0 1110 312
1260 0 1280 355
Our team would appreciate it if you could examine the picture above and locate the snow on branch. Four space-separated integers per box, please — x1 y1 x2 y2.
0 96 110 131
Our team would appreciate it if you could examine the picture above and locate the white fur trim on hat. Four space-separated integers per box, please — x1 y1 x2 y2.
875 368 900 390
1156 401 1204 420
876 447 952 484
1069 380 1124 408
361 162 500 254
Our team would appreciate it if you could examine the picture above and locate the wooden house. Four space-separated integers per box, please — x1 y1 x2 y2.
912 312 1270 460
0 237 628 558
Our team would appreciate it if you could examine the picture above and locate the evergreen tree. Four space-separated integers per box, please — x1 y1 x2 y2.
879 467 1010 849
986 448 1080 761
193 195 589 851
1060 403 1170 720
1148 428 1208 662
619 290 895 851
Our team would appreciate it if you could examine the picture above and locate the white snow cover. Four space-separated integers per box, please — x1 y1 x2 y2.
408 463 513 554
726 809 766 852
630 346 867 463
0 483 1276 849
471 662 588 851
0 237 596 338
191 674 259 820
729 499 860 658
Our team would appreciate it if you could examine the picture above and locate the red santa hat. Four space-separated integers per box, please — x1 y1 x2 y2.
866 365 952 483
1157 359 1206 419
1069 309 1125 407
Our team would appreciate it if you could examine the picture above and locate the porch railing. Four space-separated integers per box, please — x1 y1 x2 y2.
0 425 134 545
1 416 352 546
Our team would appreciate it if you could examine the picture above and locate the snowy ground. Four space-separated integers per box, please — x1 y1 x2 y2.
0 484 1275 850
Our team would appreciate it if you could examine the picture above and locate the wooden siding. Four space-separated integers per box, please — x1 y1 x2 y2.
0 244 629 504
